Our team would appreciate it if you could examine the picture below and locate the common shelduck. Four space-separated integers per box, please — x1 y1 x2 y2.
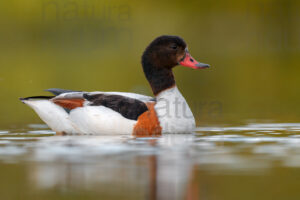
20 35 210 136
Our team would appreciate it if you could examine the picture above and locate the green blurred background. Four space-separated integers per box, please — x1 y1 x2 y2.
1 0 300 128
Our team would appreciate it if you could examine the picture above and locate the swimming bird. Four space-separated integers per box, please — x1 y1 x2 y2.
20 35 210 136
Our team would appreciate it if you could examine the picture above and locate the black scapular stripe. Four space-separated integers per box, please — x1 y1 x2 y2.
83 93 149 120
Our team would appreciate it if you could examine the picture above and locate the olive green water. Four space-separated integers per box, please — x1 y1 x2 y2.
1 0 300 199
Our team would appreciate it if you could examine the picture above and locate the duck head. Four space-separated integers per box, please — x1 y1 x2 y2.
142 35 210 95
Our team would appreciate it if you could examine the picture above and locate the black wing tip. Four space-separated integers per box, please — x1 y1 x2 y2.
19 96 54 101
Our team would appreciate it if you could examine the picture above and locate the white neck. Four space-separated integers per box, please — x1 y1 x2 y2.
154 86 196 133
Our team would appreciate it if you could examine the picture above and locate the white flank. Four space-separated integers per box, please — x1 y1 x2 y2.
69 106 136 135
155 86 196 134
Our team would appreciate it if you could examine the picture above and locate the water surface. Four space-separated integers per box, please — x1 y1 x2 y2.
1 122 300 200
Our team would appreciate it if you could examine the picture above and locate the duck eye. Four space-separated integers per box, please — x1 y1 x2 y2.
170 45 177 50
